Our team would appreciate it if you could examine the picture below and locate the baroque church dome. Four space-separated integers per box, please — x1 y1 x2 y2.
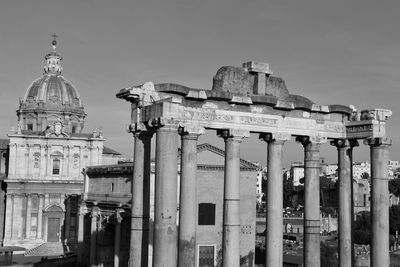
17 37 86 134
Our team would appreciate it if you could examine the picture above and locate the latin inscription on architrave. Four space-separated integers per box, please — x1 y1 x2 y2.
346 123 373 139
346 124 373 134
183 109 278 126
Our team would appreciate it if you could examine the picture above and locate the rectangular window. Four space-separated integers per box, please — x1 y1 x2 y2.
27 124 33 131
52 159 60 175
72 125 77 133
198 203 216 225
198 245 215 267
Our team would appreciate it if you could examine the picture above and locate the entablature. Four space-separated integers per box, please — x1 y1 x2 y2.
117 61 391 141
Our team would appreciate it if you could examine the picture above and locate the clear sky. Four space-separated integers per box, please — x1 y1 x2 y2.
0 0 399 167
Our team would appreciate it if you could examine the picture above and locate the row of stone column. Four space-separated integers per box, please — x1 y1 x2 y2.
128 122 391 267
264 136 391 267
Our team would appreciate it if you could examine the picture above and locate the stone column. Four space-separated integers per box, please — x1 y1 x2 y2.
296 136 325 267
365 137 391 267
331 139 358 267
25 194 32 239
153 123 179 267
90 206 99 267
37 195 44 239
129 129 153 267
114 208 123 267
77 201 87 263
218 129 249 267
260 133 290 267
178 126 204 267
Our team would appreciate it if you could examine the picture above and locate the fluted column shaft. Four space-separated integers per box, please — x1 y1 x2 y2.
178 127 203 267
297 136 322 267
129 131 153 267
153 125 179 267
332 139 358 267
261 133 288 267
366 137 391 267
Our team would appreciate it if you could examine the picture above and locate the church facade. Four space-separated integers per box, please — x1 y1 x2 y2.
3 38 104 249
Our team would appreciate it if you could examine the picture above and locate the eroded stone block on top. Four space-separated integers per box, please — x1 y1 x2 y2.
212 66 253 95
242 61 272 74
211 64 290 101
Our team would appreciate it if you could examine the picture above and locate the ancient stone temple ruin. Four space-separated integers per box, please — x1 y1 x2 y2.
117 61 391 267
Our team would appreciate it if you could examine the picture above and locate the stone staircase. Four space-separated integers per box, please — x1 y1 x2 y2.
24 242 64 257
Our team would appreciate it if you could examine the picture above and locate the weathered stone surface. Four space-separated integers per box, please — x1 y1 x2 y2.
242 61 272 74
289 95 314 110
212 66 253 95
266 76 290 100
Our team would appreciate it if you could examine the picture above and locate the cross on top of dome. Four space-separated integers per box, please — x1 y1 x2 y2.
44 33 63 74
51 33 58 51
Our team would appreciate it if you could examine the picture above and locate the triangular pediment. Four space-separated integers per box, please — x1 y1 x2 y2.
196 143 259 169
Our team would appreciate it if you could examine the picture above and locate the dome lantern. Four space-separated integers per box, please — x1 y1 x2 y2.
44 33 63 74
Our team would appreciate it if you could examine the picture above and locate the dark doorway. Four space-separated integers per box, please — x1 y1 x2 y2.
47 218 60 242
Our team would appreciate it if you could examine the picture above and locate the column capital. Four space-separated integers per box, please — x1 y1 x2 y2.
296 135 327 148
79 204 88 216
178 125 205 138
217 128 250 140
330 139 359 149
91 206 100 218
259 132 291 144
128 122 150 134
149 117 180 131
364 137 392 147
115 208 124 223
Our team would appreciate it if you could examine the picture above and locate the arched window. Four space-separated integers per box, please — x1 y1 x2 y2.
52 158 60 175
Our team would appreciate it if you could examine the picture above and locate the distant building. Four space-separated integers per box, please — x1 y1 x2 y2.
290 162 304 187
353 179 370 213
2 40 105 252
322 164 338 177
353 162 370 180
256 167 267 205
